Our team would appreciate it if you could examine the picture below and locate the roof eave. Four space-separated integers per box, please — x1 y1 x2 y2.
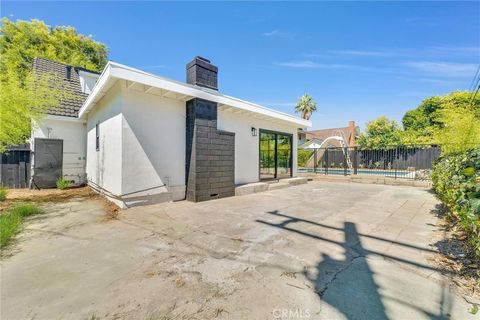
79 62 312 128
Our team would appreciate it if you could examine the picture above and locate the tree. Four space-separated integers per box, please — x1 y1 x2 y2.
0 18 108 78
402 91 480 144
295 94 317 120
0 18 108 152
357 116 402 149
0 70 65 151
434 105 480 155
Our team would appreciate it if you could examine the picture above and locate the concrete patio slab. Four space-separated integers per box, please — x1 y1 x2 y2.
0 182 475 319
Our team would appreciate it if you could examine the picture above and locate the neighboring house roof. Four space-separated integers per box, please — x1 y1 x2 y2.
79 61 311 128
32 58 99 118
305 124 356 147
299 138 324 149
307 127 350 139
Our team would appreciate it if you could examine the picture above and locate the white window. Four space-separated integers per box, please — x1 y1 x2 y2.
79 71 99 94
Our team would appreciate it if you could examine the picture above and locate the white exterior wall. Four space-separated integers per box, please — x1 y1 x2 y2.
217 111 298 185
31 116 87 186
85 83 123 197
120 86 186 204
85 81 301 207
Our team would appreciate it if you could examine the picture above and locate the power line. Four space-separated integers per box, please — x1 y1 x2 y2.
468 65 480 92
471 84 480 106
468 64 480 106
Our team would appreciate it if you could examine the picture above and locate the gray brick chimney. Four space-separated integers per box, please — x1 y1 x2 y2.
186 56 218 90
185 57 235 202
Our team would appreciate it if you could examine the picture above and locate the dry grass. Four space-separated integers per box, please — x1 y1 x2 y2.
0 186 121 220
0 187 95 211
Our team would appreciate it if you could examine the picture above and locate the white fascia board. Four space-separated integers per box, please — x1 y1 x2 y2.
45 114 87 123
78 70 100 79
79 64 112 118
80 61 312 128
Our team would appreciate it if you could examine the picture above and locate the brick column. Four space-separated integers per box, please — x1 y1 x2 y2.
186 98 235 202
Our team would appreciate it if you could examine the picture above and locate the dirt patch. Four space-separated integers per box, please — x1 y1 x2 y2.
0 187 94 209
94 194 121 220
0 186 121 219
430 207 480 301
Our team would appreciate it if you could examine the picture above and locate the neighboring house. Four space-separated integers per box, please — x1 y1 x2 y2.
30 57 311 208
299 121 358 148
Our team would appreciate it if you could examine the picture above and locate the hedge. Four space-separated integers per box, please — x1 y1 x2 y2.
298 149 314 167
432 148 480 257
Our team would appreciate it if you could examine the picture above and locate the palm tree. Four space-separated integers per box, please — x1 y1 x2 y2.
295 94 317 120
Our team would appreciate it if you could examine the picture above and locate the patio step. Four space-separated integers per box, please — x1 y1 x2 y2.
235 177 308 196
299 173 431 188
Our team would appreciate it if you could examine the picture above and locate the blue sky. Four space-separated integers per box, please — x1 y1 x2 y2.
2 1 479 130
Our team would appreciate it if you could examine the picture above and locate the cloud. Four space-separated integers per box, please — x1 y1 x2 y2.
318 46 479 59
427 46 480 56
331 50 392 57
262 30 298 39
404 61 478 77
275 61 395 73
263 30 280 37
302 53 333 59
396 76 462 86
276 61 348 69
417 78 461 86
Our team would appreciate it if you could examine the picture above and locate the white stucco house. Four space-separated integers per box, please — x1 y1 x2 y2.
30 57 311 208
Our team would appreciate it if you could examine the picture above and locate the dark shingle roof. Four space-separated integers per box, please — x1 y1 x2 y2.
32 57 99 118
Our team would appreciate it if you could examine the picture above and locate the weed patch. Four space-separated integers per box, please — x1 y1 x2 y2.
56 177 72 190
0 211 22 247
0 186 8 201
0 203 44 248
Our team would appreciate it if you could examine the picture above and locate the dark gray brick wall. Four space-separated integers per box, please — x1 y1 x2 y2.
186 98 235 202
186 56 218 90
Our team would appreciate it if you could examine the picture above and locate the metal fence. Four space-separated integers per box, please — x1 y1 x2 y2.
299 145 441 180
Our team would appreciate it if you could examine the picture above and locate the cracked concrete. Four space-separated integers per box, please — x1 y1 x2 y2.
0 182 476 319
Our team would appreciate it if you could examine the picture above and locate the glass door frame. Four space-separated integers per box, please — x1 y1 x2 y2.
258 129 293 180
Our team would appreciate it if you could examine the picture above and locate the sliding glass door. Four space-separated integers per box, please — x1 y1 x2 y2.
259 130 292 180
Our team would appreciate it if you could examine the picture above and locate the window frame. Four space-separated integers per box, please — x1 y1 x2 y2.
95 122 100 151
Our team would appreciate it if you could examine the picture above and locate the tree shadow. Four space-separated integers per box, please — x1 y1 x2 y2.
256 210 454 320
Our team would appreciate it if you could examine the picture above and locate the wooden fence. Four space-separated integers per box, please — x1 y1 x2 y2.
0 144 31 188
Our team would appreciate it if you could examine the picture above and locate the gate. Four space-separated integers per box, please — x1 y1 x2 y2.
32 138 63 188
0 144 31 188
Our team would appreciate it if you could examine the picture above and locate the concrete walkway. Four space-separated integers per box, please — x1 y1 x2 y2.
0 182 475 319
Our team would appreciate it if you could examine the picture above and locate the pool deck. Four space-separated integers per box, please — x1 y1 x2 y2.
299 173 432 188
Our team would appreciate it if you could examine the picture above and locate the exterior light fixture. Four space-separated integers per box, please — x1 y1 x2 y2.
251 127 257 136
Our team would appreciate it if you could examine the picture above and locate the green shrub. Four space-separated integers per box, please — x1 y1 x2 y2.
56 177 71 190
432 148 480 257
0 186 8 201
0 203 43 248
298 149 314 167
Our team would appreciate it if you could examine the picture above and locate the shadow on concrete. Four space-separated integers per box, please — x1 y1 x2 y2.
256 210 453 320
